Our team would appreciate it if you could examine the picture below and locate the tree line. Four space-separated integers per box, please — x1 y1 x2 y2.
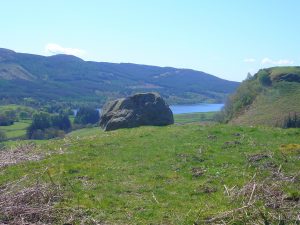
27 107 100 140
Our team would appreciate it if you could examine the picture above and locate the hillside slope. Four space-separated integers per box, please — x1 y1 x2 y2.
222 66 300 127
0 48 239 106
1 124 299 224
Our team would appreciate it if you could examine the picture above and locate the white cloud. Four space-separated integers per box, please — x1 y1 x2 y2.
276 59 294 65
243 58 256 63
45 43 86 57
261 57 273 64
261 57 294 65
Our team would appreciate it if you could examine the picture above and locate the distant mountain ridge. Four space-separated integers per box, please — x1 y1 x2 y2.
0 48 239 106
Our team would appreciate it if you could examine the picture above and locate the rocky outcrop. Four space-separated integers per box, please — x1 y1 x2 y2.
99 93 174 131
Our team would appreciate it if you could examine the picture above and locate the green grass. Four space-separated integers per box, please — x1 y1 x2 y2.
174 112 216 123
0 120 30 139
0 104 33 111
267 66 300 80
1 123 299 224
0 104 22 111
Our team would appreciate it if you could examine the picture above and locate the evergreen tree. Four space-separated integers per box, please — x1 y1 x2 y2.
0 130 6 141
27 112 51 139
74 107 100 125
51 113 71 131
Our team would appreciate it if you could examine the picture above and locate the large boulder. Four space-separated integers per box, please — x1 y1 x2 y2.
99 93 174 131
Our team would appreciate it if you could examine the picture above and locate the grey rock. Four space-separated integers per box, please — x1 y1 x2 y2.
99 92 174 131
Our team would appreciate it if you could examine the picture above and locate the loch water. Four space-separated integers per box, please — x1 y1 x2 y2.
73 103 224 116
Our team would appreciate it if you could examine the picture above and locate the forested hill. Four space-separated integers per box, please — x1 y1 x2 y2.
0 48 239 106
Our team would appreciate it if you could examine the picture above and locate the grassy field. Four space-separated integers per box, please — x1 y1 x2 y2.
0 111 215 142
0 104 24 111
0 123 299 224
0 104 34 140
267 66 300 80
0 120 30 139
174 112 216 123
0 104 34 112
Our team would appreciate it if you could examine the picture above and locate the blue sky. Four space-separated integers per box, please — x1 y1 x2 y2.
1 0 300 81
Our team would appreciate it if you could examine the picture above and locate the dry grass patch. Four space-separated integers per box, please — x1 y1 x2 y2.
0 173 105 225
0 143 65 169
0 143 43 169
0 175 61 224
201 176 300 224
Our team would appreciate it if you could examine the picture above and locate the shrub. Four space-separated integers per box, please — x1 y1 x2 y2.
29 128 65 140
283 112 300 128
19 111 30 120
220 68 278 123
30 112 51 130
2 110 18 122
258 72 272 86
51 113 71 131
29 129 45 140
222 78 262 122
27 112 71 139
0 114 14 126
43 128 65 139
74 107 100 125
0 130 7 141
27 112 51 138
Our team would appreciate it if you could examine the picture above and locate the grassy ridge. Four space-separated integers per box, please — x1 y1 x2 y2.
223 66 300 127
231 81 300 126
267 66 300 80
174 112 216 123
1 124 299 223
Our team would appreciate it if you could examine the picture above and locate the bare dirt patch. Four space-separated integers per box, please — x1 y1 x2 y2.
191 167 206 177
247 153 270 163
